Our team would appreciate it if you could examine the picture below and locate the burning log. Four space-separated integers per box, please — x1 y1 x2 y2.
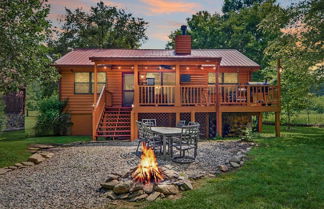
132 143 164 184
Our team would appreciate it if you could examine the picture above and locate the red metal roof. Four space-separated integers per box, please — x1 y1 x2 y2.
54 49 260 68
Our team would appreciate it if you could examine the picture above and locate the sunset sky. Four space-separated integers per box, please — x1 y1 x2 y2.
48 0 301 49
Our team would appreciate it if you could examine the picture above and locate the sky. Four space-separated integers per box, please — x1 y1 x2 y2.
48 0 302 49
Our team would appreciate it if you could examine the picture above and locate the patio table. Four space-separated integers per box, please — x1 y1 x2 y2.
150 127 182 160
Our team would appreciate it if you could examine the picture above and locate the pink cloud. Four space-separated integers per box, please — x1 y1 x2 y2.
139 0 201 14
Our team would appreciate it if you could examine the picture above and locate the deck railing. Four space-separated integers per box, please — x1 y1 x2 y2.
139 85 175 106
138 84 279 107
92 86 106 140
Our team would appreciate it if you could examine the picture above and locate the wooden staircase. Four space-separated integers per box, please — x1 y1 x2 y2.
96 107 132 140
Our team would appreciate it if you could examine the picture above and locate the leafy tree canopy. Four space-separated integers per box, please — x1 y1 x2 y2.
51 1 148 55
0 0 58 93
222 0 267 13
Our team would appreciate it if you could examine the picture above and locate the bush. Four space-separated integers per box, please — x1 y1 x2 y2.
0 94 6 131
35 96 72 136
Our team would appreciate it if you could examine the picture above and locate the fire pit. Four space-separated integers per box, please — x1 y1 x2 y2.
100 143 193 202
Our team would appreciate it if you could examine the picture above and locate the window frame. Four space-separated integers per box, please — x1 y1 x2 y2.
208 72 239 84
74 72 106 94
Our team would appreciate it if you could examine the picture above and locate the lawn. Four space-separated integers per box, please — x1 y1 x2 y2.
0 131 90 168
146 125 324 209
264 112 324 125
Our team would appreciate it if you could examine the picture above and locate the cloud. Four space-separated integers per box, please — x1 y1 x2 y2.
139 0 201 14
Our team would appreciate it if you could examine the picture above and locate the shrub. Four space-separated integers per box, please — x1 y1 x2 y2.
0 94 6 131
35 96 72 136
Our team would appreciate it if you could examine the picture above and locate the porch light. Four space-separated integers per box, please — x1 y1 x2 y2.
145 66 148 69
172 67 175 70
131 104 134 108
200 66 204 70
158 66 162 70
118 66 121 70
103 66 107 69
140 75 145 79
186 67 190 70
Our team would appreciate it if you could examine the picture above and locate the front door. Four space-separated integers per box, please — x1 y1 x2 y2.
122 73 134 107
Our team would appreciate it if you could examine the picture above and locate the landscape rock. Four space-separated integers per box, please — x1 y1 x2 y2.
14 163 25 168
113 181 131 194
163 168 178 179
128 190 144 199
101 180 119 190
106 191 117 200
118 193 129 199
146 192 161 201
155 184 179 195
21 161 35 166
143 183 154 194
32 144 54 149
39 152 54 159
106 174 120 182
240 161 244 165
177 180 193 191
229 156 240 163
28 153 46 164
129 194 148 202
218 165 228 172
0 168 10 175
129 183 143 192
230 162 240 168
189 173 204 180
8 166 17 170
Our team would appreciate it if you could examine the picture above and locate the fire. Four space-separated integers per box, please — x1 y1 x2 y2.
132 143 164 184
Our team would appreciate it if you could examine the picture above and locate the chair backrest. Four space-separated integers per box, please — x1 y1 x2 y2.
180 124 200 145
142 122 154 139
142 119 157 127
176 120 186 128
188 121 199 126
136 121 145 139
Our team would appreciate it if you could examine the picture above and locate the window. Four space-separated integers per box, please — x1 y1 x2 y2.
145 72 175 85
208 73 222 84
223 73 238 83
74 72 106 94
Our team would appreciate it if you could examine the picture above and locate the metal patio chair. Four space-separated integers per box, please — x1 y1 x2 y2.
176 120 186 128
142 119 157 127
171 123 200 163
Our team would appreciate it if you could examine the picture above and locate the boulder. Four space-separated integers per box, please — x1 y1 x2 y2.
129 183 143 192
106 174 120 182
163 169 178 179
129 194 148 202
155 184 179 195
128 190 144 199
28 153 46 164
0 168 10 175
8 166 17 170
229 156 240 163
32 144 54 149
113 181 131 194
39 152 54 159
143 183 154 194
230 162 240 168
218 165 228 172
118 193 129 199
146 192 161 201
240 161 244 166
14 163 25 168
21 161 35 166
106 191 117 200
177 180 193 191
101 180 119 190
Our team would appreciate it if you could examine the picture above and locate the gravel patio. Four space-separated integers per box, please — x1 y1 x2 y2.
0 140 251 209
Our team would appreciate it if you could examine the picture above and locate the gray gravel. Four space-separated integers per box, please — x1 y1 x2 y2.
0 140 250 209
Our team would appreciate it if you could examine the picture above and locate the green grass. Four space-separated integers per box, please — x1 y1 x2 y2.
264 112 324 125
146 126 324 209
0 131 90 168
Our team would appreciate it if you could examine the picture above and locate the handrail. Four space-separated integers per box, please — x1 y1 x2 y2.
92 86 106 140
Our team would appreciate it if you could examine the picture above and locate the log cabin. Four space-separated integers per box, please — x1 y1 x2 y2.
54 26 281 141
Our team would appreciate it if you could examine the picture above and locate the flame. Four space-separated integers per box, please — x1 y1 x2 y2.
132 143 164 184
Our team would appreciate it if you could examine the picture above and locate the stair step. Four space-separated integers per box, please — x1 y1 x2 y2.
96 135 131 137
99 125 130 128
97 130 131 133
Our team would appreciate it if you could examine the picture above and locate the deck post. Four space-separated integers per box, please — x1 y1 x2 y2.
258 112 263 132
216 111 222 137
176 112 180 123
275 111 280 137
191 111 195 122
93 63 98 105
131 110 138 141
215 64 222 137
175 64 181 107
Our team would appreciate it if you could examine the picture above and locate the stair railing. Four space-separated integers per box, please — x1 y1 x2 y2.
92 86 106 141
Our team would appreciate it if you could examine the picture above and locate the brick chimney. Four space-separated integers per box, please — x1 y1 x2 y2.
175 25 191 55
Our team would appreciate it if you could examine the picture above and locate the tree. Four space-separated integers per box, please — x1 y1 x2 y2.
0 0 58 93
262 0 323 128
222 0 266 14
51 1 148 55
167 1 285 73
